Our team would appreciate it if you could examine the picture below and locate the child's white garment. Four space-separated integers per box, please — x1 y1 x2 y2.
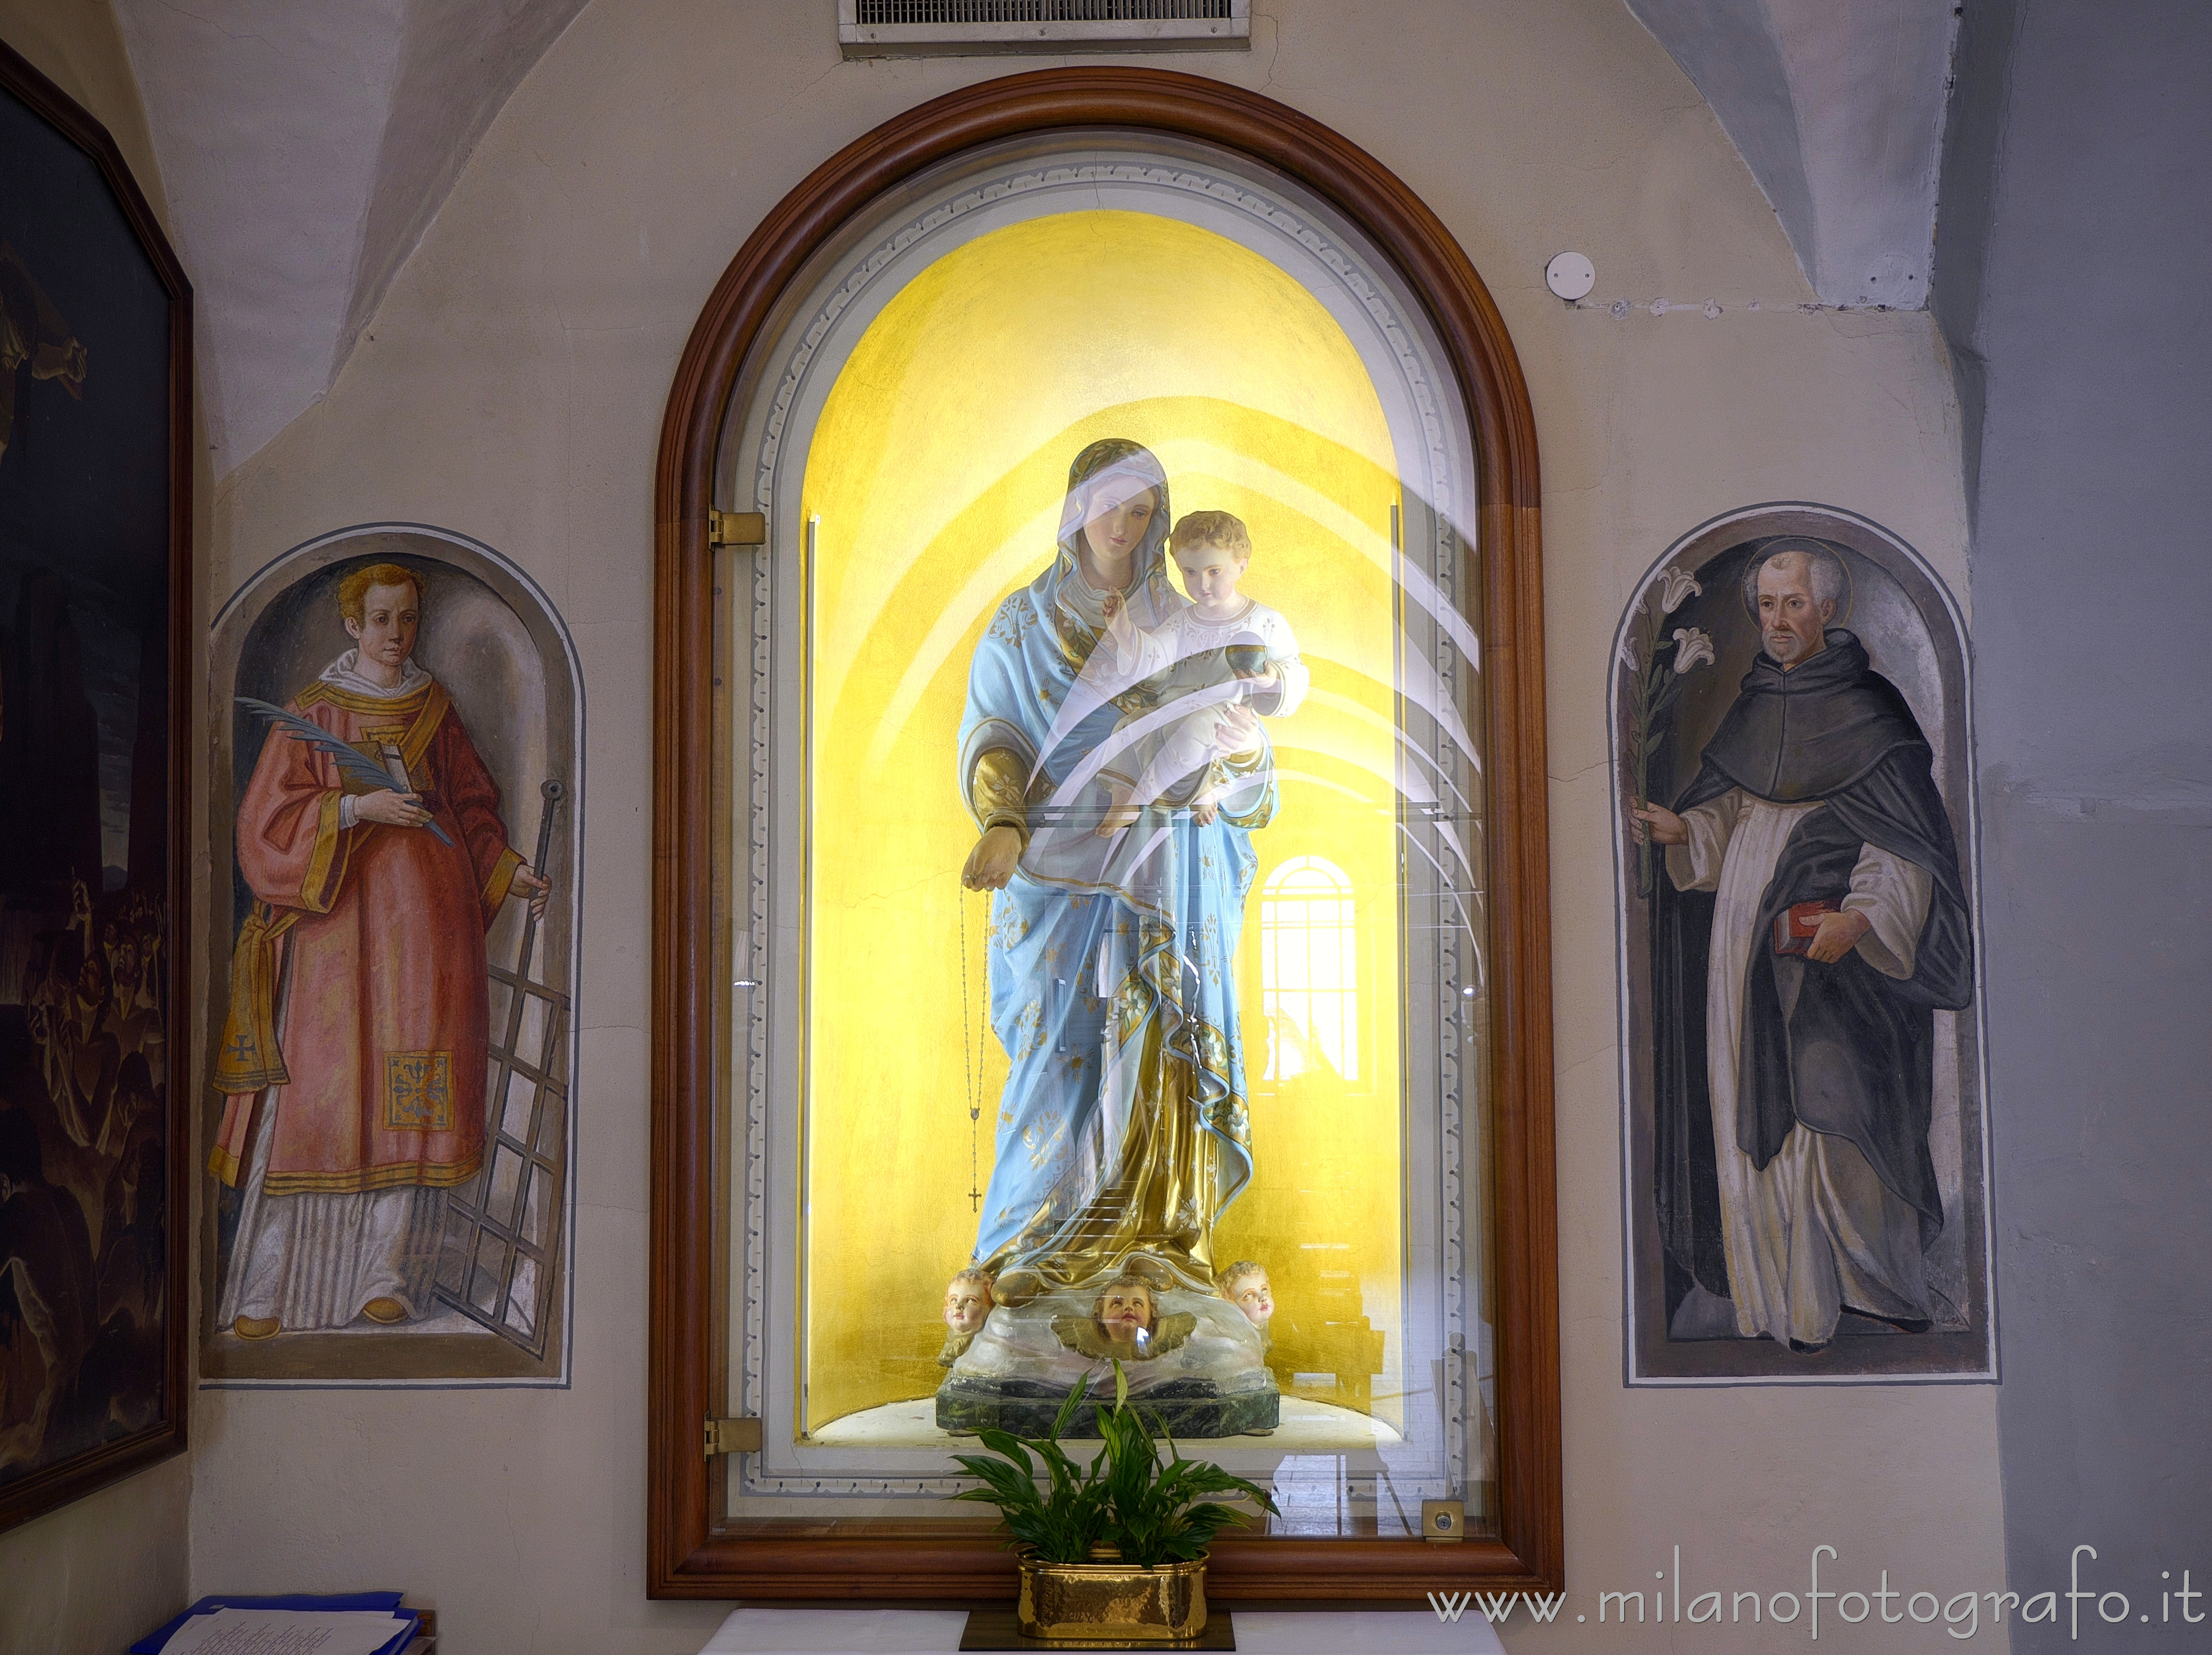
1093 598 1307 811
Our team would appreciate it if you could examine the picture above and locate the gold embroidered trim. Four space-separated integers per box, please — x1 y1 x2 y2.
1215 743 1277 829
384 1050 455 1131
396 682 450 779
300 792 345 909
260 1149 484 1198
294 680 431 717
482 846 523 914
292 680 450 781
212 905 299 1095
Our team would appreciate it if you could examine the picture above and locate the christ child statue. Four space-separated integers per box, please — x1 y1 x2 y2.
1087 510 1308 833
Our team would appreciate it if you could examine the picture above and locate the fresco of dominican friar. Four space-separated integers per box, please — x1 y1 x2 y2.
1614 508 1993 1383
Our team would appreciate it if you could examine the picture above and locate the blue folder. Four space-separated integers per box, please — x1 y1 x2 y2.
133 1592 418 1655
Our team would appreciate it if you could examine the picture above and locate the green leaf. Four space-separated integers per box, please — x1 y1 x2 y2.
948 1358 1282 1562
950 1456 1043 1514
1050 1369 1095 1444
974 1429 1034 1475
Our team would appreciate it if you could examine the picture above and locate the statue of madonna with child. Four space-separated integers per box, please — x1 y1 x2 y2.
936 438 1301 1438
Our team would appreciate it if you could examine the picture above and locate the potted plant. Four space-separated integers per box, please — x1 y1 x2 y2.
948 1363 1280 1642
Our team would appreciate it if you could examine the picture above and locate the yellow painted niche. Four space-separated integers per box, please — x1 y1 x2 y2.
797 209 1411 1434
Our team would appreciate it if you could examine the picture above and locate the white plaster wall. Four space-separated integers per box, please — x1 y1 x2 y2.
183 3 2006 1649
0 3 198 1651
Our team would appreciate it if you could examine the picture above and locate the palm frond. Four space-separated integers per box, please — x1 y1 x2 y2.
237 697 455 846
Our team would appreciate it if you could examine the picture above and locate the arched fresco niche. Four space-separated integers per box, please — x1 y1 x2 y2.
1610 504 1993 1384
201 525 581 1385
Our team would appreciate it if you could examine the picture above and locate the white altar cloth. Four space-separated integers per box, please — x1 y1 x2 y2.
699 1607 1505 1655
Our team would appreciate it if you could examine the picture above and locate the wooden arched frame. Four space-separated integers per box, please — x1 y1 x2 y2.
651 68 1558 1600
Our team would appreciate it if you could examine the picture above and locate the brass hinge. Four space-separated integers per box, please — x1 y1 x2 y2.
1421 1498 1466 1543
708 508 767 548
705 1415 763 1458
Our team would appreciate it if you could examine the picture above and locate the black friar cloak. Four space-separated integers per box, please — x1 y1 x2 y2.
1652 629 1973 1304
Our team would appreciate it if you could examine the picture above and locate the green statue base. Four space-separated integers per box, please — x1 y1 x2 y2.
935 1288 1278 1439
936 1373 1280 1439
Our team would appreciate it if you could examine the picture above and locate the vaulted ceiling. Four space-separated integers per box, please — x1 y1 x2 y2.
116 0 588 474
1625 0 1960 310
111 1 1959 477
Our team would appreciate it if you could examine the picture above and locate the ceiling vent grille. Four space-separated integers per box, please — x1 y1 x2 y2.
839 0 1247 57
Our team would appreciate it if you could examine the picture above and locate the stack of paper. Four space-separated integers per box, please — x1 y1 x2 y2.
133 1595 421 1655
158 1607 412 1654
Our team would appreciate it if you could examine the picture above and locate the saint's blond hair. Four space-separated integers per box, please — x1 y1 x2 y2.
337 561 424 622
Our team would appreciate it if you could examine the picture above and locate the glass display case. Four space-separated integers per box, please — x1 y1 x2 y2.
651 70 1558 1601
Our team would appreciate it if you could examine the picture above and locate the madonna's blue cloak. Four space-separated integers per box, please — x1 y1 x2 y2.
958 440 1274 1295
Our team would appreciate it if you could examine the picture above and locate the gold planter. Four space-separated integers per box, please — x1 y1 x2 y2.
1015 1546 1208 1643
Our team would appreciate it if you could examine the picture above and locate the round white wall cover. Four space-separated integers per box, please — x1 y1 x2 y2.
1545 251 1596 302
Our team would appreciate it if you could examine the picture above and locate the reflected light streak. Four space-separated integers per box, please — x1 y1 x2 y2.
1300 686 1473 818
1041 704 1433 822
1397 823 1480 950
839 441 1482 786
1267 767 1382 809
854 500 1061 772
1042 679 1252 811
1155 441 1484 762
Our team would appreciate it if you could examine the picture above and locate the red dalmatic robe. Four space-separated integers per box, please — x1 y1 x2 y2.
211 674 522 1196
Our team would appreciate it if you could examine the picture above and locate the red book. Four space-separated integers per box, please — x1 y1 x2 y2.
1773 900 1842 956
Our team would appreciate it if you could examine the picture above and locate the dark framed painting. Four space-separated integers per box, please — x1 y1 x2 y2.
0 39 192 1531
1612 503 1994 1383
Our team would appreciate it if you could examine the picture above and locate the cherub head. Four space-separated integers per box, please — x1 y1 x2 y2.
1093 1274 1157 1344
943 1268 993 1336
1219 1261 1274 1331
1168 510 1254 622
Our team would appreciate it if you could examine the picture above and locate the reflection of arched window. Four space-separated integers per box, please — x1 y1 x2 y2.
1260 856 1358 1082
